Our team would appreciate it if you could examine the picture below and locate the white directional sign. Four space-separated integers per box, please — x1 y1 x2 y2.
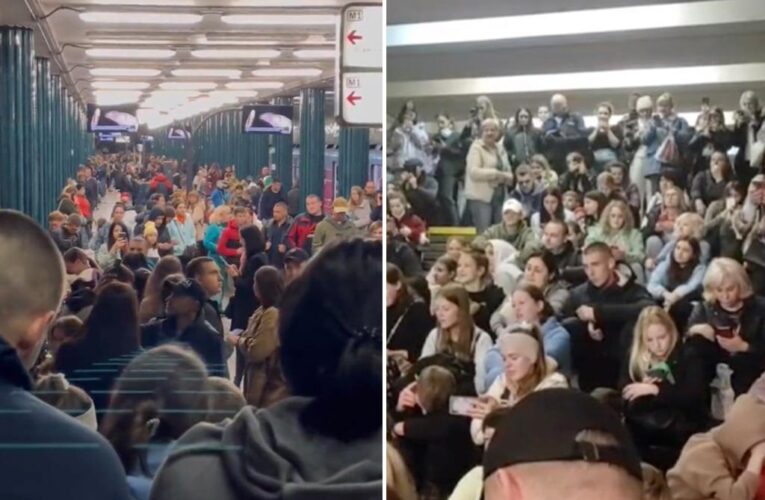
337 2 382 127
341 72 382 127
341 4 383 69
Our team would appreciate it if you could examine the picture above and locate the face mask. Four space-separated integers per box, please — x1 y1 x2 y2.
441 128 453 137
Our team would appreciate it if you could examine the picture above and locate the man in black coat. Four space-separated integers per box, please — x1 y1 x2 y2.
562 242 655 391
541 220 585 285
0 210 131 500
257 176 287 221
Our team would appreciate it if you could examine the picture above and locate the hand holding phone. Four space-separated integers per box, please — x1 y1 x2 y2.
449 396 481 417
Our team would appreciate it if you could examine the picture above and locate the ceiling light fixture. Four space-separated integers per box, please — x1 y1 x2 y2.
159 81 218 90
79 12 202 25
221 14 337 25
294 49 335 59
92 81 150 90
91 68 162 77
225 81 284 89
86 48 176 59
191 49 281 59
171 69 242 78
252 68 322 77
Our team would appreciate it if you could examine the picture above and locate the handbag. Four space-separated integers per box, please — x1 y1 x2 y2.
655 131 680 165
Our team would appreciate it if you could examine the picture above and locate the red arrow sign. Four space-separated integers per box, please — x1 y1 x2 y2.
346 92 362 106
347 30 363 45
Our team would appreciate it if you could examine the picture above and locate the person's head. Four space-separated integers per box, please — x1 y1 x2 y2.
523 251 559 290
63 247 91 276
740 90 760 116
582 242 616 288
501 199 524 227
364 181 377 195
284 248 310 282
481 118 501 144
0 211 65 368
100 345 209 473
496 324 547 395
270 176 282 193
186 257 222 298
81 282 140 357
172 200 188 215
33 374 96 431
514 107 533 128
604 164 626 189
433 285 475 357
75 182 85 196
48 210 66 230
541 188 564 221
512 284 553 325
272 202 288 222
703 257 753 310
673 212 704 240
515 164 535 193
485 240 514 277
542 220 568 252
166 278 206 319
65 213 83 234
127 237 147 255
710 150 731 178
563 190 580 212
306 194 323 216
537 105 550 122
279 239 381 440
107 222 130 251
110 203 125 223
483 390 643 500
49 315 84 354
387 193 407 220
456 250 490 288
200 376 245 424
240 224 266 256
369 221 383 241
151 193 166 209
233 206 249 228
209 205 232 225
349 186 364 206
656 93 674 117
600 199 633 233
416 365 456 414
445 236 466 261
386 263 410 308
671 236 701 271
476 95 495 119
144 255 183 303
566 152 586 173
662 186 682 209
254 266 284 309
596 102 613 122
529 155 552 182
629 306 678 382
143 222 159 246
627 92 641 111
636 95 654 120
550 93 568 115
331 197 350 221
725 181 746 206
432 256 457 286
187 191 200 206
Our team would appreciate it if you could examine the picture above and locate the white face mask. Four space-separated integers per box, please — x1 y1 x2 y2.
441 128 452 138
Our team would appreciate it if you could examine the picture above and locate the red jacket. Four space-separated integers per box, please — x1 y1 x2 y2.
149 173 173 194
74 194 92 220
217 220 241 262
287 213 324 254
394 212 426 245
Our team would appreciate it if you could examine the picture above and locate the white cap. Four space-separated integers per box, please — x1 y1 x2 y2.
502 198 524 215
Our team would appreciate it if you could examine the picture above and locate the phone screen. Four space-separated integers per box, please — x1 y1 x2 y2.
715 326 735 339
449 396 479 417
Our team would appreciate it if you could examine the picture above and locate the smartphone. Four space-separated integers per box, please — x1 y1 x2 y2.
715 326 735 339
449 396 479 417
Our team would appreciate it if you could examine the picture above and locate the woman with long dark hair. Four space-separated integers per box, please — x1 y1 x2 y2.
530 187 575 237
138 255 183 323
152 239 383 499
101 345 209 500
56 282 142 415
648 237 705 331
387 263 434 366
504 107 543 166
96 221 130 268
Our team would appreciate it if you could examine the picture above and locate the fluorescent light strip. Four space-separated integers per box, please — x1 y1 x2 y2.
252 68 322 77
226 81 284 89
191 49 281 59
160 82 218 90
86 49 175 59
91 68 161 77
294 49 335 59
80 12 202 24
387 63 765 99
221 14 337 25
388 0 765 47
92 39 172 45
92 81 150 90
171 69 242 78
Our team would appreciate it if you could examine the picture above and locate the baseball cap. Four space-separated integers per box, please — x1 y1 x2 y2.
284 248 309 265
502 198 524 215
483 389 643 481
170 278 207 305
332 197 350 214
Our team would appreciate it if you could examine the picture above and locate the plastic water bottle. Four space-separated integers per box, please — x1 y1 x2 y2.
711 363 735 420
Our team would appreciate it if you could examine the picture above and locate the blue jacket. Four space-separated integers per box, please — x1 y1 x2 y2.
642 115 692 177
542 113 588 173
203 223 226 268
647 259 706 301
211 189 227 208
264 217 293 268
484 317 572 391
0 336 131 500
167 217 197 256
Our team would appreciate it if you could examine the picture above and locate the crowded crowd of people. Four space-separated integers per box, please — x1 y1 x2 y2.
0 151 383 499
387 89 765 499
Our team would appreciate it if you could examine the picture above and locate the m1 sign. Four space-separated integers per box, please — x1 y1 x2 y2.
337 2 382 128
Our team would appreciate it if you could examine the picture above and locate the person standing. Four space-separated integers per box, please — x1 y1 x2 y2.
312 197 359 254
287 194 324 254
264 202 292 268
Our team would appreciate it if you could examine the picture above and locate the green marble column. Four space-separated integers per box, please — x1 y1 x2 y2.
338 127 370 197
298 88 325 211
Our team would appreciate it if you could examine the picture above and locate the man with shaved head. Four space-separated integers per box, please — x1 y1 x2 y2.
542 92 589 174
0 210 130 499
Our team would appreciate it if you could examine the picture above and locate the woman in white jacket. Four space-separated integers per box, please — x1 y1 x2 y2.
468 324 568 446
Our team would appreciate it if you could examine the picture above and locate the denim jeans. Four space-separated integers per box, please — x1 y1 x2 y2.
436 172 459 226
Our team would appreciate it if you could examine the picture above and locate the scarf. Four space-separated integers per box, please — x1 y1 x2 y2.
176 213 187 224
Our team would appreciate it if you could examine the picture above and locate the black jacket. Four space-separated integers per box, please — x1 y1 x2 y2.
387 240 422 277
686 296 765 395
469 284 505 338
550 241 585 285
141 315 226 378
258 187 287 220
229 252 268 330
387 298 434 363
558 170 596 194
0 337 131 500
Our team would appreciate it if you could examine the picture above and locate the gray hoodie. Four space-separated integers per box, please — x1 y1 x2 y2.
150 397 382 500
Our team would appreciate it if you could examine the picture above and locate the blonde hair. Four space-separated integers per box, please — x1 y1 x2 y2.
657 92 674 109
349 186 364 207
417 365 456 413
628 307 678 382
209 205 232 225
599 199 635 235
477 95 498 120
674 212 704 240
703 257 753 303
